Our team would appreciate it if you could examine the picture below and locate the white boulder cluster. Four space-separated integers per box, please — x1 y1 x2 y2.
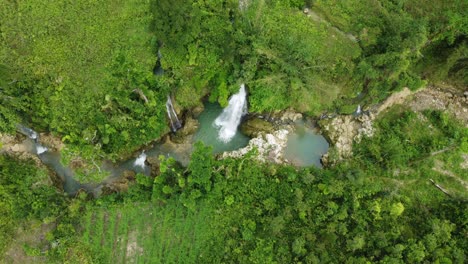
221 129 289 163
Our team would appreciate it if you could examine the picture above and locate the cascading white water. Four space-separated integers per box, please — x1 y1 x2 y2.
36 145 48 155
214 84 247 143
356 105 362 115
17 125 48 154
166 96 182 132
134 151 147 168
17 125 38 141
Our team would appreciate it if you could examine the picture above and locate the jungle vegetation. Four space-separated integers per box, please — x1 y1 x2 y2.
0 0 467 263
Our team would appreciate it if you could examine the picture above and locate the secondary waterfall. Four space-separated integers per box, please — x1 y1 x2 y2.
134 151 147 168
356 105 362 115
17 124 38 141
166 96 182 132
36 145 48 155
214 84 247 143
16 125 48 154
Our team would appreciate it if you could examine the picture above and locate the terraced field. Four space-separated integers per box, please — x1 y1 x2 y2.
80 201 217 263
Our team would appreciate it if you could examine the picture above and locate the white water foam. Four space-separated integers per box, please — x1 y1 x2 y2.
166 96 182 132
36 145 48 155
133 152 147 168
214 84 247 143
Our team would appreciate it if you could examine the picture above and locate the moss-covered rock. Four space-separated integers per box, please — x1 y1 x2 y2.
241 118 275 138
170 117 199 144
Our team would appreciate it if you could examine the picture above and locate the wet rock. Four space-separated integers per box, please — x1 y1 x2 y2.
170 117 199 144
191 104 205 118
241 118 275 137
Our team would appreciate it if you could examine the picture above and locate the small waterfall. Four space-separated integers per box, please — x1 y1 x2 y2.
17 125 48 154
133 151 147 168
36 144 48 155
356 105 362 115
166 96 182 132
17 124 38 141
214 84 247 143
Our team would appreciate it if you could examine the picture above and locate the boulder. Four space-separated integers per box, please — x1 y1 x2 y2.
191 104 205 118
170 117 199 143
280 110 303 123
241 118 275 137
146 156 161 176
222 129 289 164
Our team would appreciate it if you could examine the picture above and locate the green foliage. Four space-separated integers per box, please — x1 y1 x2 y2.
152 0 238 108
242 2 361 113
0 156 67 255
1 1 467 262
0 0 166 157
313 0 467 101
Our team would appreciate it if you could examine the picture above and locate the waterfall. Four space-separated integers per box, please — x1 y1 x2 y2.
133 151 147 168
36 145 48 155
356 105 362 115
17 124 38 141
16 125 49 154
166 96 182 132
214 84 247 143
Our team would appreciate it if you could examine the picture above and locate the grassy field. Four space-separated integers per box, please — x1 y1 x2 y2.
80 200 217 264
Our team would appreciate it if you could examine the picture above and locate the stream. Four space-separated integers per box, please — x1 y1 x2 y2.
12 87 329 196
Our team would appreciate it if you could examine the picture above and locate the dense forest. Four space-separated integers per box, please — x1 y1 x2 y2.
0 0 467 263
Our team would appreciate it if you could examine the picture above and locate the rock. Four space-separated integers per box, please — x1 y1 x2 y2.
320 112 374 161
122 170 136 181
222 129 289 164
101 177 130 195
376 87 412 115
241 118 275 137
280 110 303 123
11 144 27 152
170 117 199 144
146 156 161 176
191 104 205 118
39 133 64 152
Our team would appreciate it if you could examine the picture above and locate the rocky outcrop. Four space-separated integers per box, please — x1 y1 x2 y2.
221 129 289 163
241 118 275 137
0 132 62 189
409 87 468 126
321 86 467 165
375 88 412 115
191 104 205 118
321 113 375 160
170 117 199 144
39 133 64 152
263 109 303 125
100 170 135 195
146 156 161 176
320 88 413 165
0 133 42 165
